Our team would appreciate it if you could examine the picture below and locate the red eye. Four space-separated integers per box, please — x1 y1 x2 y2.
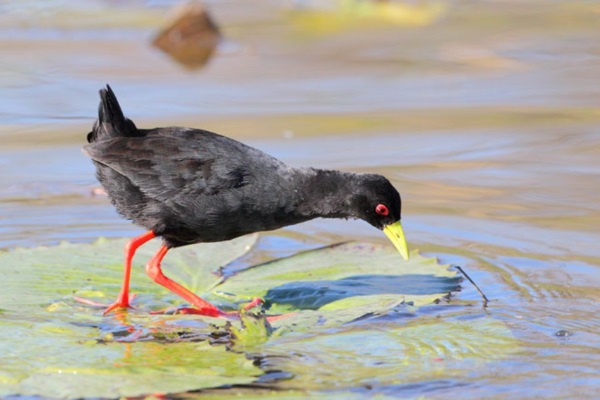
375 204 389 216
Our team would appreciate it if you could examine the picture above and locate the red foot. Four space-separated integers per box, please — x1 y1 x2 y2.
76 231 156 316
150 298 265 319
149 306 220 317
76 294 294 323
171 297 296 323
102 295 135 315
177 307 294 323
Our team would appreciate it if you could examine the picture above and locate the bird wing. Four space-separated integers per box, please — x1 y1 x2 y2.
83 130 253 204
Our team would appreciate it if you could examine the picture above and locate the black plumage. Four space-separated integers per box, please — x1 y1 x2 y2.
82 85 408 318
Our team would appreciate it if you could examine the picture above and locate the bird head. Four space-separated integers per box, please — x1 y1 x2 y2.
350 174 409 261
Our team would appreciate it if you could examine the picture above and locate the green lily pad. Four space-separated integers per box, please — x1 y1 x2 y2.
0 235 260 398
216 242 460 316
0 236 515 398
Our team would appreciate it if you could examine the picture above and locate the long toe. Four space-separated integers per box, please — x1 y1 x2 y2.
242 297 264 311
73 296 110 308
73 295 135 315
177 306 223 318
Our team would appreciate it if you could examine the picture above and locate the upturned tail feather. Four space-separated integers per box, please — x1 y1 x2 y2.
87 84 138 143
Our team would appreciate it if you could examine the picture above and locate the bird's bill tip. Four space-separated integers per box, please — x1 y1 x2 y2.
383 221 409 261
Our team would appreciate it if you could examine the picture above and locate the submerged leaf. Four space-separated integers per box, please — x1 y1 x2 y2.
260 315 518 391
226 311 273 351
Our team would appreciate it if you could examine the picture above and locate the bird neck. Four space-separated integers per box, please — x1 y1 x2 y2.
296 168 359 220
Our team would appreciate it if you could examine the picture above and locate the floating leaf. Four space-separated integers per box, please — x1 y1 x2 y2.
0 236 516 398
0 235 260 398
216 242 460 317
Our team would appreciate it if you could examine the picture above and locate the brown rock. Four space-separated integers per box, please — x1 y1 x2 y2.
152 1 221 70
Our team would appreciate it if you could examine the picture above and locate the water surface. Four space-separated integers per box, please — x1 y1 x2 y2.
1 0 599 397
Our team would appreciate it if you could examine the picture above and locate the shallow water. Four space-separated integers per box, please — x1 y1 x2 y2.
1 0 599 398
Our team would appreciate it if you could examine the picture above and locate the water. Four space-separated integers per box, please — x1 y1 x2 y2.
1 0 599 397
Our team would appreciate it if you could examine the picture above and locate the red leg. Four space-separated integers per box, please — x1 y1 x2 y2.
102 231 156 315
145 244 222 318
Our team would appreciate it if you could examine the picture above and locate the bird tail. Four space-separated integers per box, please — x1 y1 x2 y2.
87 84 137 143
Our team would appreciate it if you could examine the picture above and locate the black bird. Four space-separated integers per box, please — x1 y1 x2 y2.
83 85 409 317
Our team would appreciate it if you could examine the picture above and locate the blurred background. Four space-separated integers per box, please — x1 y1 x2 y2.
0 0 599 397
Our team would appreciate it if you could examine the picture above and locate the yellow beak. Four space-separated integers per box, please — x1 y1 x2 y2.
383 221 409 261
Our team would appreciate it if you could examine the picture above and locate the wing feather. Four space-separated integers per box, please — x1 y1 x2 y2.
84 132 252 205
